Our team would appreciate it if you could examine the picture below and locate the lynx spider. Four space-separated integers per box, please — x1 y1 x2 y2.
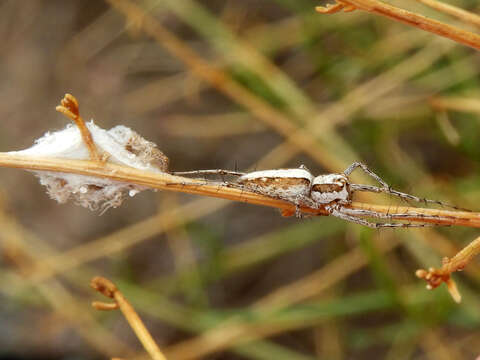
173 162 458 228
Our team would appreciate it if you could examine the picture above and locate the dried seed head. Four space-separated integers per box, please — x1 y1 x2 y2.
9 121 169 212
90 276 117 298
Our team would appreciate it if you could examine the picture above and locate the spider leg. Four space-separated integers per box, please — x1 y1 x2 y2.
343 162 390 188
294 205 305 218
325 204 432 228
338 206 449 223
344 162 468 211
165 179 217 189
326 205 379 228
349 183 466 211
296 194 318 209
299 164 311 172
172 169 246 177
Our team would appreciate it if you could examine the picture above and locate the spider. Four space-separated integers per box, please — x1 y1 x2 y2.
173 162 459 228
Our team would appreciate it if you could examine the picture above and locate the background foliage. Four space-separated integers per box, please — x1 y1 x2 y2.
1 0 480 359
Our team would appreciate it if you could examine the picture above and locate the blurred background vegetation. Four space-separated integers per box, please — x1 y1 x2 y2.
1 0 480 359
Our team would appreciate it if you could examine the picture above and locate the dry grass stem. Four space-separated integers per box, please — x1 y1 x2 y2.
416 235 480 303
416 0 480 28
430 96 480 114
56 94 102 162
0 152 318 214
92 301 120 311
351 203 480 227
90 276 168 360
434 110 460 146
316 0 480 51
2 152 480 226
316 2 356 14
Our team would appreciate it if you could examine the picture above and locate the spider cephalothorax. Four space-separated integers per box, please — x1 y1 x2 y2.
311 174 350 205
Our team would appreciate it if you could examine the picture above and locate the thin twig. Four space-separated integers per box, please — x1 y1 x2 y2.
434 110 460 146
56 94 103 162
0 153 317 214
315 3 350 14
430 96 480 115
416 235 480 303
1 153 480 226
350 202 478 227
316 0 480 51
91 276 168 360
416 0 480 28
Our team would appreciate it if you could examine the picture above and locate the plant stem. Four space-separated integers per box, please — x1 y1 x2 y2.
91 277 168 360
0 152 479 226
317 0 480 51
416 0 480 28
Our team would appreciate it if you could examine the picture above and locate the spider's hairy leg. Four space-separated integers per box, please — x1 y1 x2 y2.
325 204 431 228
172 169 245 177
343 162 390 188
339 206 449 224
350 183 467 211
344 162 468 211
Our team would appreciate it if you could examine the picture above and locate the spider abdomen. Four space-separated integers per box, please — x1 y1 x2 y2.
238 168 313 204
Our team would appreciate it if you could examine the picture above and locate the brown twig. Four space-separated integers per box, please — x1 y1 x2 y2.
56 94 103 162
350 203 478 227
416 235 480 303
2 152 480 226
315 2 356 14
90 276 168 360
0 153 320 215
416 0 480 29
316 0 480 51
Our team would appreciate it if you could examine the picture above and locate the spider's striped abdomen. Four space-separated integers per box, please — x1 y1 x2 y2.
238 168 313 204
